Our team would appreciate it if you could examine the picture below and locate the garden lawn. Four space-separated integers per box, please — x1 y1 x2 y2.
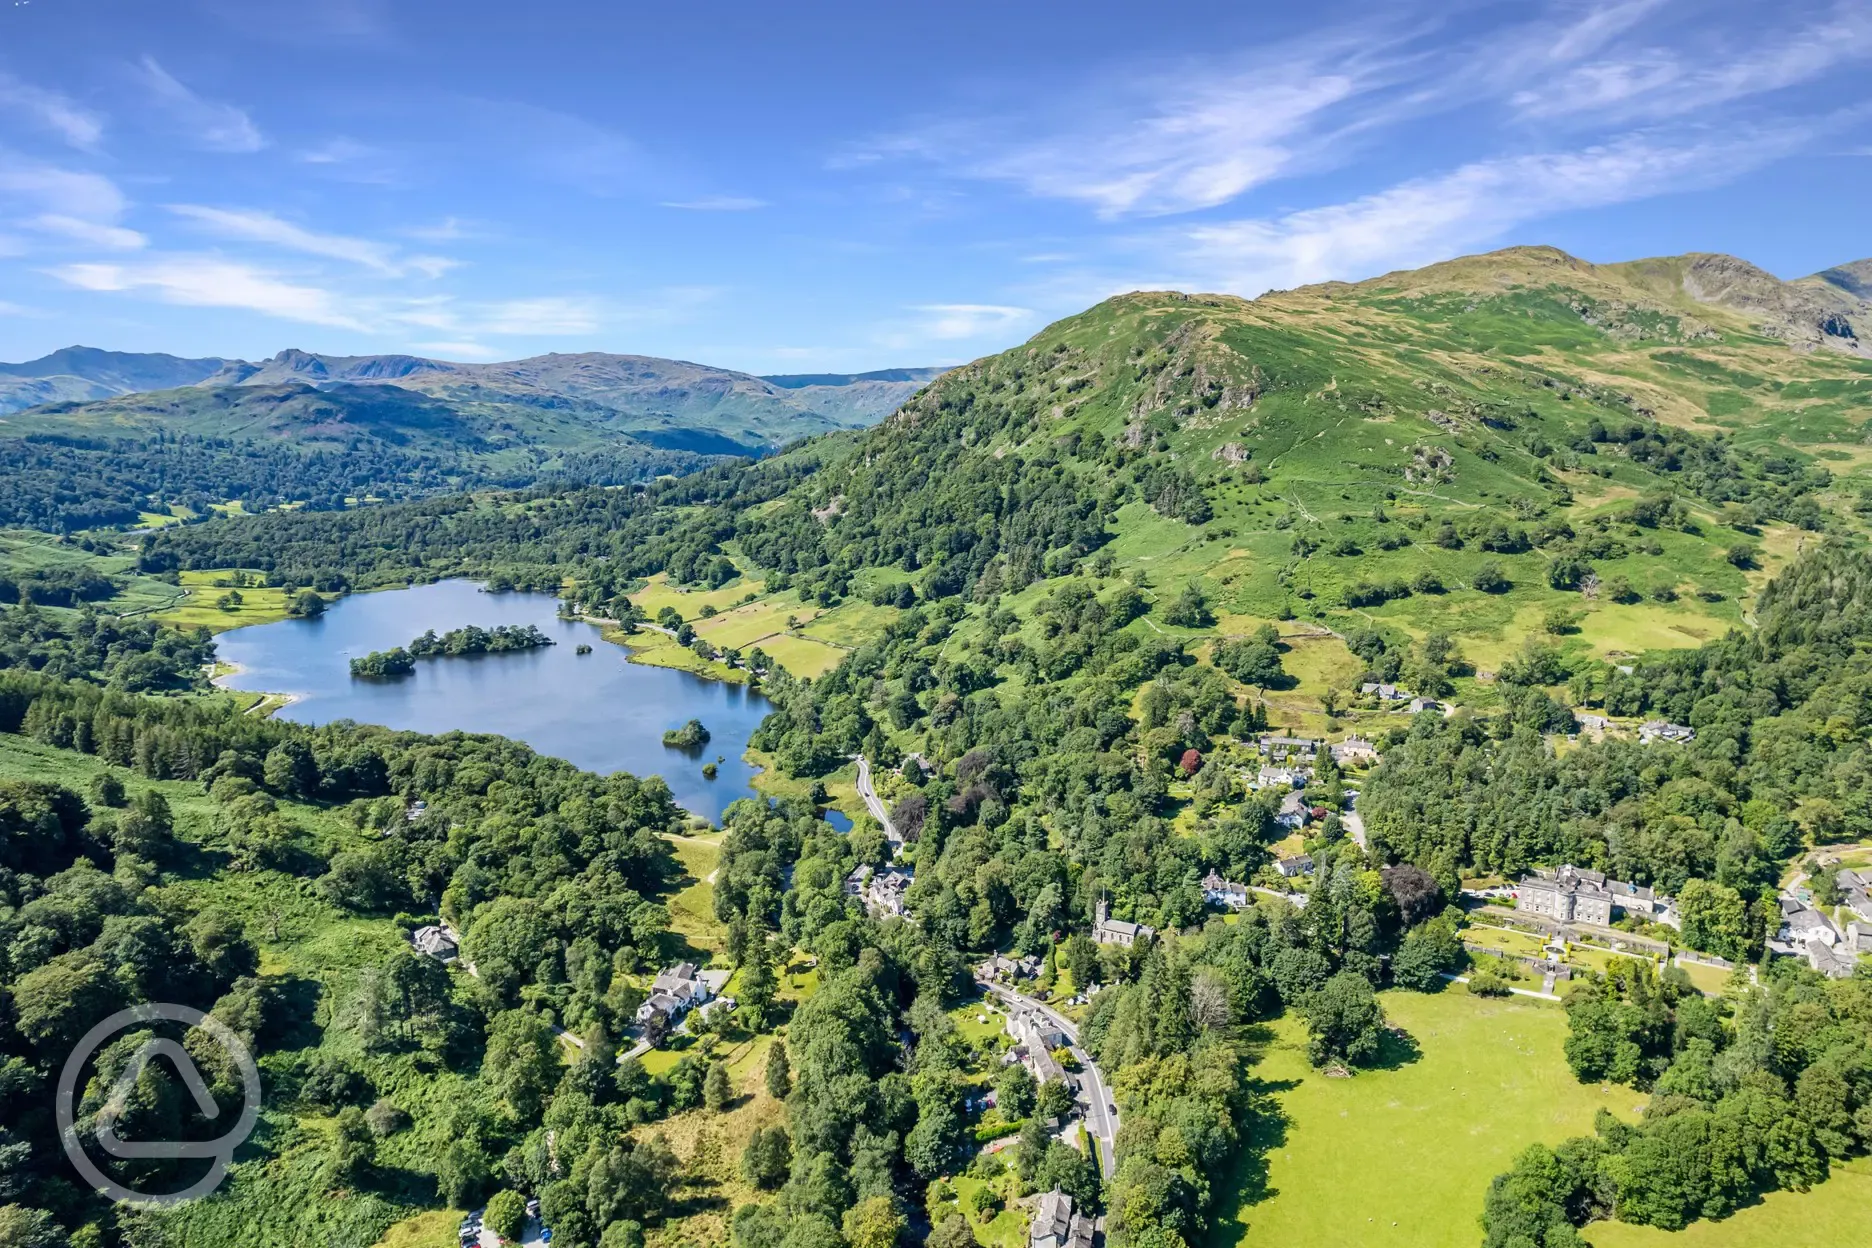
1583 1157 1872 1248
1672 959 1734 996
928 1170 1027 1248
1208 990 1626 1248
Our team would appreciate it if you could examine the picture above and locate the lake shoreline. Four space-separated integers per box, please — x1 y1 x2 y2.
211 579 777 822
209 659 301 715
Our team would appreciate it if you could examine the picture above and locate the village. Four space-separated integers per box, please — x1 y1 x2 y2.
393 702 1861 1248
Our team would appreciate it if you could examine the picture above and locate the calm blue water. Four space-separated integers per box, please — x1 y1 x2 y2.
216 580 774 821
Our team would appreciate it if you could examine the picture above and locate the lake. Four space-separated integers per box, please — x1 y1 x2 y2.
215 579 775 821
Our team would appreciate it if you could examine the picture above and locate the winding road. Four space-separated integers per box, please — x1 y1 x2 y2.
853 755 904 853
976 978 1118 1179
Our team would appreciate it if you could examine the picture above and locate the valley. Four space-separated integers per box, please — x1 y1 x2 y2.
4 245 1872 1248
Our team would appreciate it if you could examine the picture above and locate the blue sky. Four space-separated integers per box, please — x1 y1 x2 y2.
1 0 1869 373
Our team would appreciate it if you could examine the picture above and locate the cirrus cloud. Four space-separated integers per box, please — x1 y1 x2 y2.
49 255 368 329
0 73 104 149
912 303 1033 340
135 56 265 153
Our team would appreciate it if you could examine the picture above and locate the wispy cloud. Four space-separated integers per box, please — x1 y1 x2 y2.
0 73 104 149
841 32 1402 219
392 287 718 338
1169 124 1818 294
50 255 367 329
1509 5 1872 123
470 296 606 336
298 137 378 165
392 294 602 337
839 1 1870 228
0 159 127 222
168 204 392 270
909 303 1032 340
0 157 139 254
136 57 265 153
661 195 769 211
28 214 146 250
403 217 489 243
167 205 455 277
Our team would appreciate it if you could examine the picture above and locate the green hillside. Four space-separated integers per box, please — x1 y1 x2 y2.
114 245 1872 728
688 245 1872 701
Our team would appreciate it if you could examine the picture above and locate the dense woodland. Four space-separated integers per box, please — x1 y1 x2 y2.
0 433 717 533
0 670 700 1247
1484 958 1872 1244
0 605 215 692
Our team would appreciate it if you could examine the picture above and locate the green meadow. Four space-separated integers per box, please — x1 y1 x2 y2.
1209 989 1626 1248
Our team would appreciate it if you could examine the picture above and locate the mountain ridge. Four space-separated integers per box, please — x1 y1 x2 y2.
0 345 948 451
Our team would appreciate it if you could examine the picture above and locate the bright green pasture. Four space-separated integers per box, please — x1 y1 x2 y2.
1209 990 1625 1248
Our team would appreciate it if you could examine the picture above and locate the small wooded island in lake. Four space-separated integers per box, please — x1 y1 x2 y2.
347 646 415 678
409 623 554 656
661 717 710 749
349 624 554 678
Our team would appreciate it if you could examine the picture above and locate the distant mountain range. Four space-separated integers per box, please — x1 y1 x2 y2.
0 347 946 457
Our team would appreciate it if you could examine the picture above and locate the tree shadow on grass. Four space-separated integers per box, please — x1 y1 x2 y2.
163 834 230 882
1367 1026 1423 1072
1207 1077 1297 1248
244 973 324 1054
665 1180 733 1221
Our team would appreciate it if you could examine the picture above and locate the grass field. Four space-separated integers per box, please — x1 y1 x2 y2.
753 632 847 679
369 1209 464 1248
1583 1157 1872 1248
153 569 308 632
621 570 877 681
643 1035 789 1248
1208 990 1626 1248
663 831 727 960
618 626 753 684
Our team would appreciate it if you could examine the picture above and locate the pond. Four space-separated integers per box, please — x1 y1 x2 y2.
215 579 775 821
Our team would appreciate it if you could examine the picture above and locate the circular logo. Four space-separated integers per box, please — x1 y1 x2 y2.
55 1002 262 1207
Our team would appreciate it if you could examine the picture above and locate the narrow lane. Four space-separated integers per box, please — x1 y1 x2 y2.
976 978 1118 1178
853 755 904 853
